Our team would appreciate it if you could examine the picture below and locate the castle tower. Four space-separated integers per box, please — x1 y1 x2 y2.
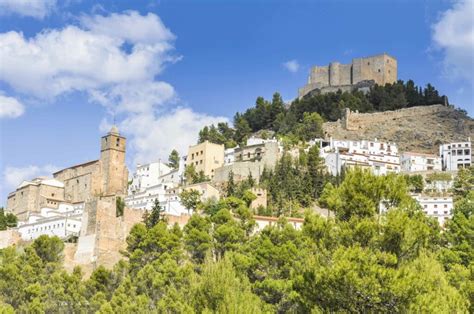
100 126 128 196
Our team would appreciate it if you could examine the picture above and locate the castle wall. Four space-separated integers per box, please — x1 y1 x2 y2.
300 53 398 98
310 65 329 87
72 196 143 276
353 54 397 86
324 105 449 136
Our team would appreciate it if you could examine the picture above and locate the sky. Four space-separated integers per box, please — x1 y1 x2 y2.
0 0 473 204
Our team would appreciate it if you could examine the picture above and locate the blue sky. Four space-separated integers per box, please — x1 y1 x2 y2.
0 0 473 204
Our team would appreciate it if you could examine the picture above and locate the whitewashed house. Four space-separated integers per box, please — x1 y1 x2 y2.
439 139 472 171
401 152 442 172
16 202 84 241
318 138 401 176
414 195 453 226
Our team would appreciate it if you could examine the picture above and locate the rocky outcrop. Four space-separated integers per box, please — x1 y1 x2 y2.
323 105 474 153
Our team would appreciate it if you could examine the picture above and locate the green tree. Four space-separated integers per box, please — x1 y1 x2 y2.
116 196 125 217
183 214 212 263
168 149 180 169
453 166 474 199
226 171 236 197
0 208 17 230
143 199 164 229
31 235 65 264
180 189 202 213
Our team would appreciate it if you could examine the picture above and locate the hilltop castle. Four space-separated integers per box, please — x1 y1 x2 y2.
298 53 397 98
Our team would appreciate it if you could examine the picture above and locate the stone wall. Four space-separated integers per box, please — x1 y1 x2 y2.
300 53 397 98
6 183 65 220
341 105 449 131
0 229 21 249
71 196 142 276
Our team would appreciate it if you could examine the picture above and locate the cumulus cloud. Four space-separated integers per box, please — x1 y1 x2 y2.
432 0 474 83
283 59 300 73
0 94 25 118
0 10 228 171
3 164 59 191
0 0 56 19
0 11 177 99
90 81 177 114
103 108 228 165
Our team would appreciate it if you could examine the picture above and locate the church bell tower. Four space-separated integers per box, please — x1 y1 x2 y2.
100 126 128 196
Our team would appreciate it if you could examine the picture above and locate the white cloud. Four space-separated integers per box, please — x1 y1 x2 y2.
432 0 474 83
0 10 227 177
0 94 24 118
0 11 177 99
80 11 175 45
3 164 59 191
118 108 229 165
90 81 177 114
0 0 56 19
283 59 300 73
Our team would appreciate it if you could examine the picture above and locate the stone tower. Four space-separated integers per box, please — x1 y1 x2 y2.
100 126 128 196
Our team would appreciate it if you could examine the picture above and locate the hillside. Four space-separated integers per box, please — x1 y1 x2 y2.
323 104 474 153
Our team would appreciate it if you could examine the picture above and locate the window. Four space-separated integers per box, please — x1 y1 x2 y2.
201 150 203 155
444 204 448 208
378 69 381 73
367 62 370 65
200 160 203 164
434 205 438 208
191 153 194 159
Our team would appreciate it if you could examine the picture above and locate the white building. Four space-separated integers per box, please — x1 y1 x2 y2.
126 157 188 216
125 182 187 216
439 139 472 171
224 148 236 165
414 195 453 226
400 152 442 172
318 138 400 176
16 202 84 241
129 161 173 194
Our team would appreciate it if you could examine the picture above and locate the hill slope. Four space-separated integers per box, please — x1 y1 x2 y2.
323 105 474 153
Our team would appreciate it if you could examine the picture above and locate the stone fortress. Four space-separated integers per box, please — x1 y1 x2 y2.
298 53 397 98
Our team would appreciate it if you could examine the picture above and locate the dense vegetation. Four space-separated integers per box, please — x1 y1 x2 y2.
198 80 447 146
0 168 472 312
0 208 17 231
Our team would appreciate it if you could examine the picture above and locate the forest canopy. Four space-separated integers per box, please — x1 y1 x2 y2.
0 168 472 313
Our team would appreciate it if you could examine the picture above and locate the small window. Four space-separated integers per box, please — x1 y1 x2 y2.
378 69 381 73
367 62 370 65
51 193 55 197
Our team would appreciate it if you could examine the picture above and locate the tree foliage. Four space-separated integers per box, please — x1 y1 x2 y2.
0 169 470 312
